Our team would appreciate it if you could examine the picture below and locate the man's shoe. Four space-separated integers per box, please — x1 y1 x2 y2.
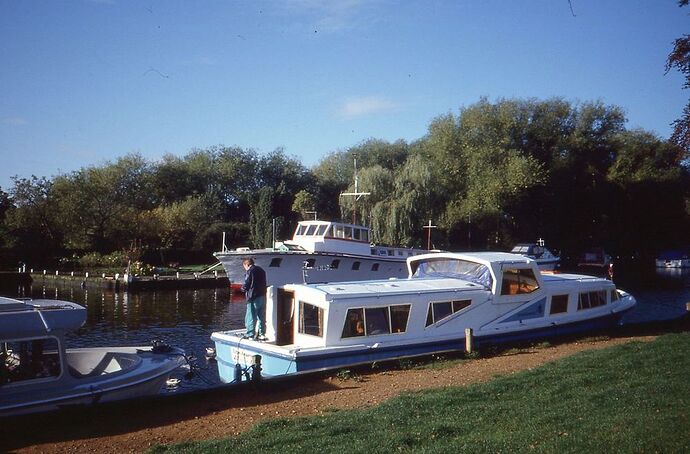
241 334 253 339
256 335 268 342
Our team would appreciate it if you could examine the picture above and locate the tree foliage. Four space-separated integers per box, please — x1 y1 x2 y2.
1 97 688 268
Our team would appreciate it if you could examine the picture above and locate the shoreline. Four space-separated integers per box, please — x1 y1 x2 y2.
1 331 664 454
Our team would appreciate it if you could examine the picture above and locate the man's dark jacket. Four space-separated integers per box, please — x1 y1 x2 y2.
242 265 267 300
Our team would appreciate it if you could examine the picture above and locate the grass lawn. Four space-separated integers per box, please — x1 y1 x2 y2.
152 333 690 453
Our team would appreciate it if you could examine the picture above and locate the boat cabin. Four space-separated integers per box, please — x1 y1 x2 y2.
0 297 85 388
282 220 372 255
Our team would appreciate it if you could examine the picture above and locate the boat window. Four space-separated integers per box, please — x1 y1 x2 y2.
371 248 377 255
299 302 323 337
352 261 361 271
550 294 569 314
344 226 352 239
342 308 365 338
610 289 619 301
388 249 394 256
500 268 539 295
1 337 61 385
390 305 411 333
353 228 361 240
425 299 472 326
269 258 282 267
361 230 369 242
315 224 328 236
334 225 345 238
412 258 493 289
371 263 379 271
306 225 318 235
397 250 404 256
365 307 391 335
296 225 306 236
578 291 607 310
330 259 340 269
303 258 315 269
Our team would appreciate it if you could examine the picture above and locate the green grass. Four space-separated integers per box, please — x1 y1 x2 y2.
152 333 690 453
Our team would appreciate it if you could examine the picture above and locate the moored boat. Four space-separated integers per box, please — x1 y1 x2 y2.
655 249 690 268
510 239 560 271
214 219 431 290
211 251 636 381
0 297 186 416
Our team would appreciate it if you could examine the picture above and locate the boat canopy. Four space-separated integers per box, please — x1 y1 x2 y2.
0 298 86 340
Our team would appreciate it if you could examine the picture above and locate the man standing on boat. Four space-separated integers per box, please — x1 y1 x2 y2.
241 258 267 340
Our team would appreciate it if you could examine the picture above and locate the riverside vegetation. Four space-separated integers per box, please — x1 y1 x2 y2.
152 332 690 453
1 98 688 271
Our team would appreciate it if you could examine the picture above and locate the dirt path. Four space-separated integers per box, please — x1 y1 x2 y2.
2 335 654 453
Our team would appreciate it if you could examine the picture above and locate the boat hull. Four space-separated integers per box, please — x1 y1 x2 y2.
215 251 411 288
212 307 633 382
0 346 185 417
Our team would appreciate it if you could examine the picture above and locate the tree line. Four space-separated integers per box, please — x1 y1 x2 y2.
1 97 688 269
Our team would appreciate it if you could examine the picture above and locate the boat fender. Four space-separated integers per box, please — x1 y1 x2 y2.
89 385 103 404
251 355 262 383
234 363 243 382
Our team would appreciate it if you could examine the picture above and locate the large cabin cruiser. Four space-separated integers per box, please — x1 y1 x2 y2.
214 220 430 290
211 252 636 381
0 297 185 416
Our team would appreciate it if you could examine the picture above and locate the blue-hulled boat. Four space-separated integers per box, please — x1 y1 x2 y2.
211 252 636 381
0 297 186 416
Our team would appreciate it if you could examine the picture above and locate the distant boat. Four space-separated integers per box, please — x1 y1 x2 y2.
0 297 185 416
577 248 612 270
510 239 560 271
211 251 636 381
214 220 432 290
655 250 690 268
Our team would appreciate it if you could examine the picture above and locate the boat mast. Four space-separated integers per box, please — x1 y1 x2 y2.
340 157 370 225
423 219 437 250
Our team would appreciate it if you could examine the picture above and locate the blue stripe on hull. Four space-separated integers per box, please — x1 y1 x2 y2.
214 310 630 381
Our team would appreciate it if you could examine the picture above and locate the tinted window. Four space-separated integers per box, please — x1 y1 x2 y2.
365 307 390 335
550 294 569 314
269 258 282 267
342 308 365 338
1 337 61 384
501 268 539 295
299 302 323 337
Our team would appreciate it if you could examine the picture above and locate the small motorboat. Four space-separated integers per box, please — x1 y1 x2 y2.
0 297 186 416
510 239 560 271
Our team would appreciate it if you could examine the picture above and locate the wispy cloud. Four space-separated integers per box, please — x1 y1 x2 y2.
338 96 399 119
283 0 381 34
1 116 28 126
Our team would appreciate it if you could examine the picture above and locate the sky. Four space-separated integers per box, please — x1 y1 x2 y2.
0 0 688 190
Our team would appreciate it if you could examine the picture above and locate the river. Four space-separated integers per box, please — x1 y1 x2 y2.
4 262 690 392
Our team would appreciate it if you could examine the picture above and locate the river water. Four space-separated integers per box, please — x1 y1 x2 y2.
4 263 690 392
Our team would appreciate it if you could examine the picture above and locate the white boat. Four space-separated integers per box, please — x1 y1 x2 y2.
211 252 636 381
655 250 690 268
214 219 431 290
510 239 560 271
0 297 186 416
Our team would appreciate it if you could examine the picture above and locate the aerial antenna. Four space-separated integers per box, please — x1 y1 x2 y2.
339 156 370 225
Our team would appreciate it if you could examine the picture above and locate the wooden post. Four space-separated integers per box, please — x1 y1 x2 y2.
686 302 690 313
465 328 473 353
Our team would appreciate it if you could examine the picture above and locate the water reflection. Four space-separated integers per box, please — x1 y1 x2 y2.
12 283 248 389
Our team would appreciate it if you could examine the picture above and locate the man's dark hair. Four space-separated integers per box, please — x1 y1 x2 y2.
242 258 255 266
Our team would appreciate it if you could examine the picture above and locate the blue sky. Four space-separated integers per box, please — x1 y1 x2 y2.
1 0 687 189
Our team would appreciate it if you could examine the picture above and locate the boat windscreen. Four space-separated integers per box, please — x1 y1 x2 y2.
412 258 493 289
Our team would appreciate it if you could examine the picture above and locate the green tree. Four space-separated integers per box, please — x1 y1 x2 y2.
249 186 275 248
666 0 690 152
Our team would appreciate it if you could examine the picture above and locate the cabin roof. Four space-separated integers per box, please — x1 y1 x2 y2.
290 276 485 299
408 251 533 268
0 297 86 339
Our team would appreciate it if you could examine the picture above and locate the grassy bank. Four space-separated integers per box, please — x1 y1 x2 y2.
153 333 690 453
